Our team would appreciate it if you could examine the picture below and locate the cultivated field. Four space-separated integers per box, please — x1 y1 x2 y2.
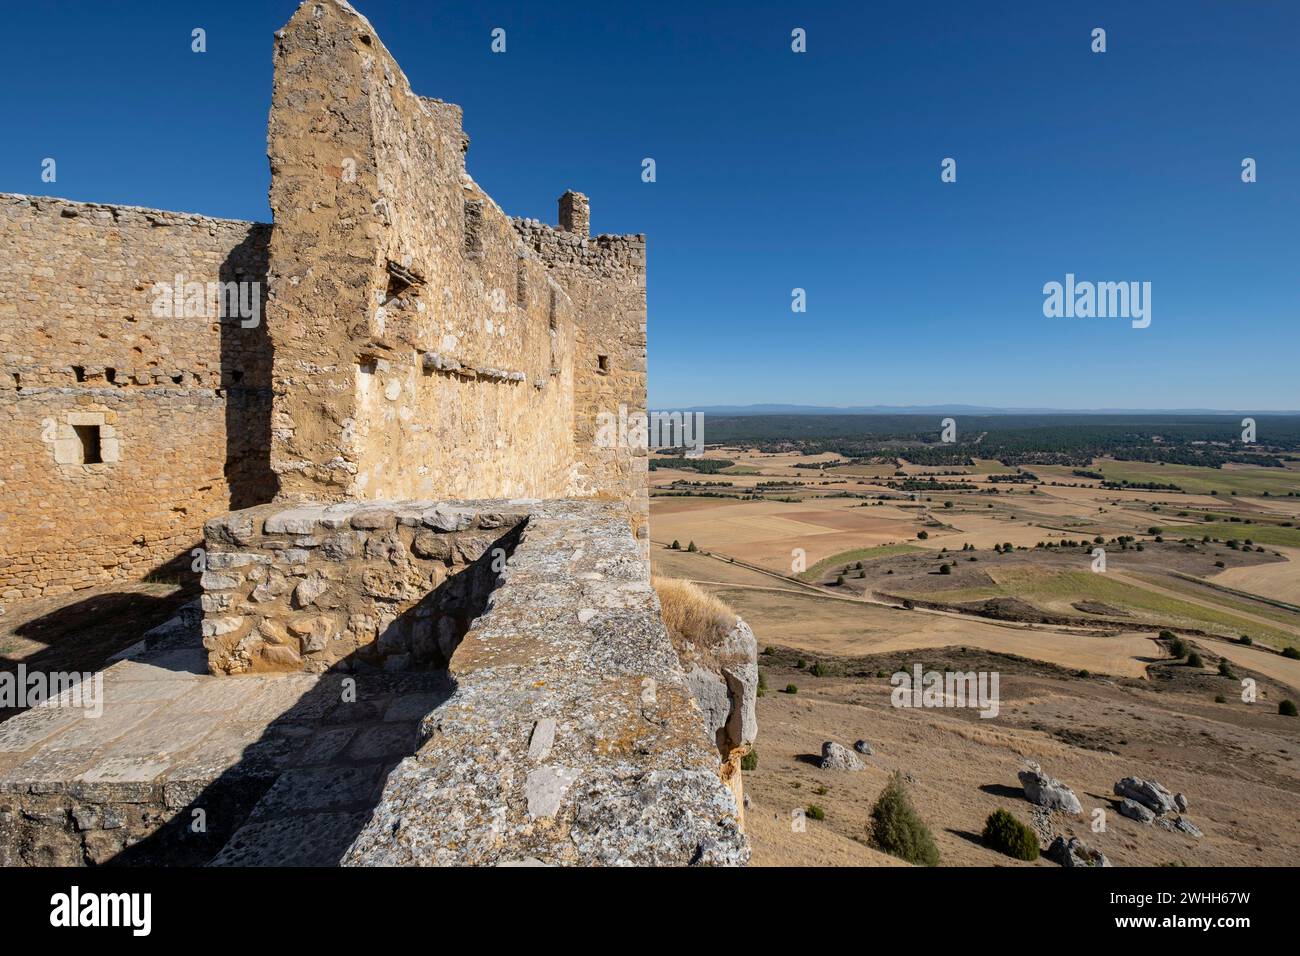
651 432 1300 866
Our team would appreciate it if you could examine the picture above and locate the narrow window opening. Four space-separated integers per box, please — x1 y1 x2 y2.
231 369 244 383
597 354 609 374
73 425 102 464
72 365 85 382
105 368 117 384
171 374 183 384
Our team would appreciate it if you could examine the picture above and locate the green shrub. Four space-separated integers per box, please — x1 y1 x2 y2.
670 540 681 550
1158 630 1175 640
869 773 940 866
1217 660 1235 678
1238 635 1253 646
1214 694 1227 703
939 563 952 575
1186 650 1204 668
741 749 758 771
809 661 826 677
805 804 826 821
783 683 798 694
686 541 698 552
1167 636 1188 658
1282 647 1300 660
982 809 1040 861
1280 700 1298 717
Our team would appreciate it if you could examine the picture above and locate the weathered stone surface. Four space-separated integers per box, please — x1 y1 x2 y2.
853 739 874 755
1046 835 1111 867
818 741 865 772
1118 797 1156 823
1019 762 1083 814
341 504 747 866
1114 776 1178 815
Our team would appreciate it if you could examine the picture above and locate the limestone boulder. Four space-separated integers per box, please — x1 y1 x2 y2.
1018 762 1083 814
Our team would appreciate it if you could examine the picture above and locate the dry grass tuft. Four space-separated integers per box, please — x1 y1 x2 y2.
653 575 736 644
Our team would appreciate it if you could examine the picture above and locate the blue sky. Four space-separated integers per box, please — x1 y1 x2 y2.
2 1 1297 410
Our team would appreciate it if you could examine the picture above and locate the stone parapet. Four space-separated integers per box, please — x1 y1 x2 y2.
343 499 747 865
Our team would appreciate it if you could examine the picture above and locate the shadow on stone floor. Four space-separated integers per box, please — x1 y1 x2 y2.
1 580 198 722
106 631 455 867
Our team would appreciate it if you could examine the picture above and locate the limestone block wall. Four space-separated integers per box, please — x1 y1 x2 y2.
265 0 646 521
265 0 585 504
0 194 274 598
513 219 650 536
201 500 526 674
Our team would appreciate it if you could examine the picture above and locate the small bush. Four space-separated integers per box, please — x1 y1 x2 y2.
1280 700 1298 717
1238 635 1253 646
686 540 698 552
982 809 1040 861
939 563 952 575
1282 647 1300 660
795 658 806 669
1217 660 1234 678
1186 650 1204 668
806 804 826 821
916 530 929 540
741 749 758 771
670 540 681 550
783 683 798 694
1167 636 1188 658
869 773 940 866
1214 694 1227 703
809 661 826 677
1159 630 1175 640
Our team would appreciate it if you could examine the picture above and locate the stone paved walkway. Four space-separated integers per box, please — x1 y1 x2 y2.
0 631 450 865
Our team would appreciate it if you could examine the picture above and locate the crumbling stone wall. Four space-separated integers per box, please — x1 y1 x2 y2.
0 195 274 598
513 218 650 539
265 1 593 505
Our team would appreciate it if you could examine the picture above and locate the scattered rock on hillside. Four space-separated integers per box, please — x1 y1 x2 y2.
1046 835 1111 868
1158 816 1203 838
853 739 874 756
1118 798 1156 824
819 741 865 771
1174 792 1188 812
1018 762 1083 814
1114 776 1178 815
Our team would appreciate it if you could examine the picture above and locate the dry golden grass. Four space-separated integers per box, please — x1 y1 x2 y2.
652 575 736 644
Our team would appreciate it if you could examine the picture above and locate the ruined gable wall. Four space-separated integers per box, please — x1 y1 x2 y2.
0 194 273 598
267 0 578 503
514 220 649 539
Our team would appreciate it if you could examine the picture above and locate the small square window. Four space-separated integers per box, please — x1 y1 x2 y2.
73 425 102 464
597 354 609 374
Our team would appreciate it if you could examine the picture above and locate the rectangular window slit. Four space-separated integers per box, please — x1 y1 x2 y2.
597 354 609 374
74 425 102 464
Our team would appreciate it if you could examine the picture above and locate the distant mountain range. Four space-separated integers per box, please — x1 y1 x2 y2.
657 404 1300 416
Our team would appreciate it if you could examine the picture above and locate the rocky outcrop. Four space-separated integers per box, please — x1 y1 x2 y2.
1046 836 1111 867
854 739 874 756
1018 762 1083 814
819 741 865 771
1118 797 1156 824
1114 776 1178 815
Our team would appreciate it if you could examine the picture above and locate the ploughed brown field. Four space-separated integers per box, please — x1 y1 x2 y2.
651 447 1300 866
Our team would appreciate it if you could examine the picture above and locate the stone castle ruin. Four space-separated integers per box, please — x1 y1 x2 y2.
0 0 753 866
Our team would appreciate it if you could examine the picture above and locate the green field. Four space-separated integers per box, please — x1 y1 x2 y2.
799 544 924 582
899 566 1298 650
1156 521 1300 549
1085 460 1300 497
